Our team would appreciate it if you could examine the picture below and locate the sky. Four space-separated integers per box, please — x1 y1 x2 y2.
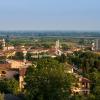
0 0 100 31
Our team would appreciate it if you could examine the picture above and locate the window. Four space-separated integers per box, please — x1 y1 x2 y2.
1 71 6 74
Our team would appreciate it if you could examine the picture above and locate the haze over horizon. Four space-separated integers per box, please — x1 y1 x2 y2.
0 0 100 31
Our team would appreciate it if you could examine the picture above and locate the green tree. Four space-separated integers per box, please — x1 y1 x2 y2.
0 80 8 93
0 79 19 95
42 43 51 49
26 52 32 61
25 58 74 100
87 94 95 100
70 94 86 100
57 53 66 63
88 70 100 100
6 78 19 95
62 44 69 51
0 93 4 100
14 52 24 60
0 56 6 63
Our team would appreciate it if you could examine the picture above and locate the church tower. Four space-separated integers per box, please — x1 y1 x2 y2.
2 39 6 51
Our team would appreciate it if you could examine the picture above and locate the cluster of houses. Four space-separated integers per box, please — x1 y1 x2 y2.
71 74 90 95
65 63 90 95
0 39 90 95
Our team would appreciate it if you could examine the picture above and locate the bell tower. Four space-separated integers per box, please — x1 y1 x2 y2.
2 39 6 51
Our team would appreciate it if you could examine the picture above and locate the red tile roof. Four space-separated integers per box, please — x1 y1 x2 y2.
80 77 90 83
0 63 11 69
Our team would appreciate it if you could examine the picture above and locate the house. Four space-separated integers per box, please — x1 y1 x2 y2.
0 58 32 91
67 64 91 95
3 50 16 58
0 62 18 79
19 68 27 91
71 76 90 95
7 59 32 69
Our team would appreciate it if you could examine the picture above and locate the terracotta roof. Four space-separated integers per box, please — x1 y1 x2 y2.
28 48 49 52
3 50 15 53
14 49 23 52
11 60 31 63
80 77 90 83
0 63 11 69
48 48 56 53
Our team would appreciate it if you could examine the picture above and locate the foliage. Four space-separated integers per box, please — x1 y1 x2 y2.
56 53 66 63
25 58 74 100
68 51 100 99
88 70 100 99
42 43 51 49
0 56 6 63
13 52 24 60
0 93 4 100
70 94 86 100
68 51 100 73
26 53 32 61
61 44 69 51
70 94 96 100
0 79 19 95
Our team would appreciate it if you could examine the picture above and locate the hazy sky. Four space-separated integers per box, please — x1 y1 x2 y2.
0 0 100 31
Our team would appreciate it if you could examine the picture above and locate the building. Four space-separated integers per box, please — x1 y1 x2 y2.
95 39 100 51
55 40 62 55
71 77 90 95
19 68 27 91
91 42 95 51
70 64 90 95
0 62 18 79
1 39 15 51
